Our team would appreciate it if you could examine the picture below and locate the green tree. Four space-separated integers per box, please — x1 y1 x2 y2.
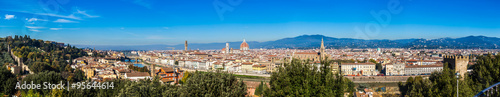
21 71 64 95
50 89 64 97
73 69 85 82
357 83 370 92
346 78 355 97
407 76 433 96
399 63 476 97
116 77 166 97
0 66 16 95
5 35 88 73
30 62 50 73
266 58 353 96
369 59 377 64
178 71 247 97
262 82 270 96
470 54 500 91
254 81 265 96
376 63 382 72
181 71 191 84
369 59 383 72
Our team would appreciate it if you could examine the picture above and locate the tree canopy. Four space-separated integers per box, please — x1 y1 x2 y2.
399 54 500 97
266 58 353 96
178 71 247 97
7 35 87 73
0 35 88 96
0 66 16 95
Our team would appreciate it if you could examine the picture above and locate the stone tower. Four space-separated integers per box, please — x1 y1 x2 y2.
443 55 469 79
225 43 230 53
184 40 188 51
320 38 325 59
151 64 155 77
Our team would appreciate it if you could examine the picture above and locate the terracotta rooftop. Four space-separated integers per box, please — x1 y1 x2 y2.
242 62 253 65
126 72 150 77
160 67 174 72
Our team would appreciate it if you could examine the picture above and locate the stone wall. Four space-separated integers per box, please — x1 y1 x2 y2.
8 45 33 74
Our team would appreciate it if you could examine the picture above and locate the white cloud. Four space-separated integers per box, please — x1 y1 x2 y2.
4 14 15 20
26 18 48 22
33 9 100 20
76 9 100 18
49 28 80 30
25 26 45 32
0 1 98 21
50 28 62 30
9 9 99 21
53 19 79 23
29 29 41 32
25 26 45 29
35 13 82 20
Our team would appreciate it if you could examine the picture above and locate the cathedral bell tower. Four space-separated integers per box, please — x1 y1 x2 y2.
320 38 326 59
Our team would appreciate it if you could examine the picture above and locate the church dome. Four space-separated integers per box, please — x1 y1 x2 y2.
240 42 249 48
240 39 249 50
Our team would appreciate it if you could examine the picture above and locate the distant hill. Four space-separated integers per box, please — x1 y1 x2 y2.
75 35 500 50
402 36 500 49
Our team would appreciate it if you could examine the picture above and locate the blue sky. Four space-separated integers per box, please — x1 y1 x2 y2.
0 0 499 45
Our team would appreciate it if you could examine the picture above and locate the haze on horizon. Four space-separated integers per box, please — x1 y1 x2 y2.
0 0 499 46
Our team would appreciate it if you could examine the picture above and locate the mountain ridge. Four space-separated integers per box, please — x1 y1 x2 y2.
74 35 500 50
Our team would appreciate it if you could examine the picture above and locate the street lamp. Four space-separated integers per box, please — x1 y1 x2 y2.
456 73 460 97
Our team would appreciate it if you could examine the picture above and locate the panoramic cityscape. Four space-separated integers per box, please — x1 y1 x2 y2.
1 0 500 97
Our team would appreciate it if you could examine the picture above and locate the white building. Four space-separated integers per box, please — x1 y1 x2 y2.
185 61 192 68
404 64 443 75
190 61 199 69
168 59 175 65
407 60 438 65
160 59 169 64
178 60 185 67
341 63 376 76
198 61 211 70
228 62 241 72
385 63 405 76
